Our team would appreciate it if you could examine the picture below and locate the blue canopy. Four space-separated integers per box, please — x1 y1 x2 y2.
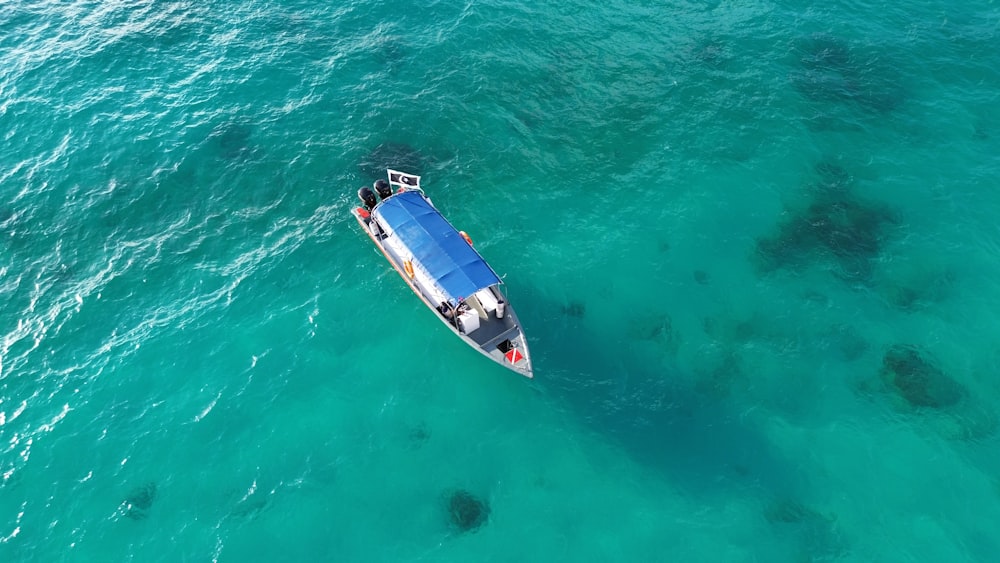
374 190 501 303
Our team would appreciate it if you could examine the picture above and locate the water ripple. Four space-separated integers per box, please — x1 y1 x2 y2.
2 0 1000 560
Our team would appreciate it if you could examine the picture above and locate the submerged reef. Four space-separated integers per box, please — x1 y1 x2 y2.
560 300 586 319
374 37 408 68
879 267 957 313
212 121 256 160
764 497 848 561
829 325 870 362
627 312 679 357
854 345 997 441
880 345 966 409
694 348 745 399
691 38 729 68
446 489 490 532
229 492 269 521
755 161 896 282
791 33 905 114
766 498 827 525
407 422 431 448
358 142 425 180
120 482 157 520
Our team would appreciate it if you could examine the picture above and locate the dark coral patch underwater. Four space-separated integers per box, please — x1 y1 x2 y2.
755 162 896 282
880 345 966 409
211 121 257 161
357 142 426 181
560 300 586 319
446 489 490 532
120 482 157 521
851 345 997 441
764 497 848 561
791 33 906 114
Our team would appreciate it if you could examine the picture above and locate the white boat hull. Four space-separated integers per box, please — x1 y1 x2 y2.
351 198 533 378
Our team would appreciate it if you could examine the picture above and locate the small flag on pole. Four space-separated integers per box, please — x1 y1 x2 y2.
387 169 421 190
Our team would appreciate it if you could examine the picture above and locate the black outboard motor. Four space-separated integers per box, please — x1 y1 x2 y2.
374 179 392 200
358 186 377 210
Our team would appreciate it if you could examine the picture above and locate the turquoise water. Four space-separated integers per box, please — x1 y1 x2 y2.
3 0 1000 560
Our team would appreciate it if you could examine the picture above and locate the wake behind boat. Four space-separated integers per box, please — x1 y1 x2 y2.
351 169 533 378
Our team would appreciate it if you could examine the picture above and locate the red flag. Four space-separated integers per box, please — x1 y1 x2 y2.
505 348 524 364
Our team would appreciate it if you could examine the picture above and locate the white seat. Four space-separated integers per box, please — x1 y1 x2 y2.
475 288 499 314
457 310 480 333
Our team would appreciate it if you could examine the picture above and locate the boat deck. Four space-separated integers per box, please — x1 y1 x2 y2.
362 214 517 354
354 180 532 378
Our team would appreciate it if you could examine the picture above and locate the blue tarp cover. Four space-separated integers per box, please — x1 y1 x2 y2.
374 190 501 302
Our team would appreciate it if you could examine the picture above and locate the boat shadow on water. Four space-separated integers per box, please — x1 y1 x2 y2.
521 289 848 558
525 291 798 496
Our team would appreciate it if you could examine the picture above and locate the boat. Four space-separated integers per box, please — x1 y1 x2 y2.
350 169 533 378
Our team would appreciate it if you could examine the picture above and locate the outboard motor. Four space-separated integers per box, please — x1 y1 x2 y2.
374 179 392 200
358 186 377 210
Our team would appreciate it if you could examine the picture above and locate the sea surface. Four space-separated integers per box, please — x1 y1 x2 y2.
2 0 1000 561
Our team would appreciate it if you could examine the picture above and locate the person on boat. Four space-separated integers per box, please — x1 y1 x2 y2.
437 302 456 325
